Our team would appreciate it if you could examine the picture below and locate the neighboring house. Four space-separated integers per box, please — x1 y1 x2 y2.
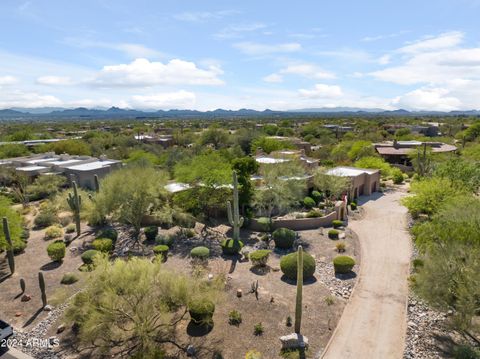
326 166 380 198
265 136 312 153
254 149 319 172
0 153 122 189
134 134 174 148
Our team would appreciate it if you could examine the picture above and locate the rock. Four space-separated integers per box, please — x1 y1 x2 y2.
279 333 309 350
21 294 31 302
236 289 243 298
15 312 22 317
57 324 66 334
69 246 78 252
208 273 214 281
186 344 196 356
44 305 53 312
271 267 280 272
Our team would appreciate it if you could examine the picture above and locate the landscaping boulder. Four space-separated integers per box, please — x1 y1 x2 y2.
279 333 309 350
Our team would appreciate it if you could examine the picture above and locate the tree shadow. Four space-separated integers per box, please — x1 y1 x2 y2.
23 307 43 328
334 271 357 280
249 266 270 276
221 254 241 274
40 261 62 271
0 258 11 283
280 275 318 286
186 321 214 337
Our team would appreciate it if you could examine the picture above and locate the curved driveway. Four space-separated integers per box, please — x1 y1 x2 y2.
322 189 412 359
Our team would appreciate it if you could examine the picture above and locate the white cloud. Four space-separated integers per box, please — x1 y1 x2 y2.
173 10 237 22
299 84 343 98
214 23 267 39
64 38 164 59
263 73 283 83
36 76 73 86
91 58 224 87
391 87 462 111
280 64 336 80
131 90 196 109
378 55 391 65
0 90 62 108
361 30 409 42
399 31 463 53
0 76 18 85
233 42 301 55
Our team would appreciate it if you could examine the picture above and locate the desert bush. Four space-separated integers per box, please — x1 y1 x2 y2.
256 217 271 232
453 345 480 359
253 322 264 336
221 239 244 255
91 238 113 252
272 228 296 249
155 234 174 247
144 226 158 241
47 240 66 262
245 350 262 359
249 250 271 267
61 272 79 285
65 223 76 233
12 240 27 254
311 190 323 203
333 255 355 273
306 210 322 218
336 242 346 253
96 228 118 242
303 196 315 209
182 228 196 238
228 310 242 326
392 168 404 184
412 258 424 271
34 210 58 228
190 246 210 260
81 249 100 265
328 229 339 240
188 299 215 325
153 245 169 259
280 251 316 280
59 215 72 227
350 202 357 210
20 228 30 241
44 225 64 240
332 220 343 229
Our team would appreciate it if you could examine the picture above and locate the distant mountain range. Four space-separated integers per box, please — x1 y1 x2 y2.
0 106 479 120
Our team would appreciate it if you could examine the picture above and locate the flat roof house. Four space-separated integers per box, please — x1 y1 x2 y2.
326 166 380 199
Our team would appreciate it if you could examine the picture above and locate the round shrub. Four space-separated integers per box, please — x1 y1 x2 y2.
311 190 323 203
96 228 118 242
333 255 356 273
190 246 210 260
280 251 316 280
156 234 174 247
332 220 343 229
328 229 339 240
65 223 76 234
153 244 169 259
245 350 262 359
12 240 27 255
144 226 158 241
221 239 244 255
249 250 271 267
47 240 66 262
272 228 296 249
350 202 357 210
91 238 113 252
34 211 57 228
45 225 64 240
391 168 404 185
256 217 271 232
303 196 315 209
20 228 30 241
188 299 215 325
81 249 100 265
306 209 322 218
61 272 79 285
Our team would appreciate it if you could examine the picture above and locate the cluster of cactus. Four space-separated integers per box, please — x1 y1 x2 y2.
3 217 15 275
227 171 244 242
67 178 82 237
38 272 47 307
295 245 304 334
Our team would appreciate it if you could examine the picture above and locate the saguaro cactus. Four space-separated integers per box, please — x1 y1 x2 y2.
93 174 100 193
67 179 82 237
295 245 304 334
38 272 47 308
227 171 244 241
20 278 26 294
3 217 15 275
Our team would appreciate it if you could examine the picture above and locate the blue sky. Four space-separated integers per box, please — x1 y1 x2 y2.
1 0 480 111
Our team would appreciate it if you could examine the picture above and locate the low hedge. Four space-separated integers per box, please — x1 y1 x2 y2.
96 228 118 242
144 226 158 241
221 239 244 255
81 249 100 265
280 251 316 280
333 255 355 273
190 246 210 260
303 196 315 209
47 240 66 262
328 229 339 240
272 228 296 249
91 238 113 252
332 220 343 229
189 299 215 325
249 250 271 267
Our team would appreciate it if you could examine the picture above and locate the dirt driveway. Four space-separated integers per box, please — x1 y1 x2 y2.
322 188 412 359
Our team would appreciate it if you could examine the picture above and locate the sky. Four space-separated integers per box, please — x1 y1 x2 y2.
1 0 480 111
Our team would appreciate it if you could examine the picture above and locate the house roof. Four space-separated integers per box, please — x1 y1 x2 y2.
326 166 378 177
65 160 118 171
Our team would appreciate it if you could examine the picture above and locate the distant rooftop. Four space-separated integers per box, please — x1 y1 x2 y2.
255 156 290 164
326 166 378 177
16 165 48 171
65 160 118 171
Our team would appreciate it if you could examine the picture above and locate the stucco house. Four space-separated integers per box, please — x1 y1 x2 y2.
326 166 380 198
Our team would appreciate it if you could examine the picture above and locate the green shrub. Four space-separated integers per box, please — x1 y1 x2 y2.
249 250 271 267
256 217 271 232
350 202 357 210
412 258 424 271
336 242 346 253
59 215 71 227
144 226 158 241
303 196 315 209
34 210 57 228
44 225 64 240
245 350 262 359
91 238 113 252
333 255 355 273
153 244 169 259
253 322 264 336
182 228 196 238
272 228 296 249
155 234 174 247
332 220 343 229
60 272 79 285
392 168 404 184
221 239 244 255
228 310 242 326
306 210 322 218
311 190 323 203
96 228 118 242
81 249 100 265
280 251 316 280
453 345 480 359
328 229 339 240
47 240 66 262
20 228 30 241
190 246 210 260
65 223 76 234
188 299 215 325
12 239 27 254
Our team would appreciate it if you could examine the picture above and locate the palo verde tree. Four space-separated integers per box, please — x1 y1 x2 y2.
313 168 351 206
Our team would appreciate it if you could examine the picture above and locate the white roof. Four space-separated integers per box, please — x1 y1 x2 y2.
165 182 190 193
65 160 117 171
16 165 48 171
26 158 56 164
397 140 423 146
47 159 83 166
255 156 290 164
326 166 378 177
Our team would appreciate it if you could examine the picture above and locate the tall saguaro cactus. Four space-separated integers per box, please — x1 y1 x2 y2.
38 272 47 308
67 179 82 237
3 217 15 275
295 245 304 334
227 171 244 242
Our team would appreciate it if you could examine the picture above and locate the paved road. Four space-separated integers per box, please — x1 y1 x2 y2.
322 189 412 359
